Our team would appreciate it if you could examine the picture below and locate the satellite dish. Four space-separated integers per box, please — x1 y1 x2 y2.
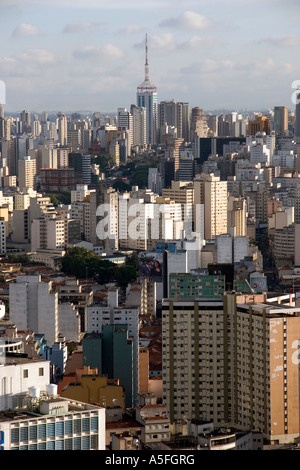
113 399 120 405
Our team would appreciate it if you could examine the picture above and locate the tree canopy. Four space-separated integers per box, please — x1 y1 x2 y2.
61 246 137 288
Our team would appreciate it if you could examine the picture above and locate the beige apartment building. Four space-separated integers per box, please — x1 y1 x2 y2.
162 292 300 444
194 174 228 240
18 156 36 191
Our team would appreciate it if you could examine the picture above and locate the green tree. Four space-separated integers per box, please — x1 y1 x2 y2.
114 265 137 289
61 247 100 278
125 252 140 271
44 191 71 206
112 180 131 193
61 246 116 282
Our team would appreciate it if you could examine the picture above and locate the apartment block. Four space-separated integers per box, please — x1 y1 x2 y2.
9 275 59 346
86 293 139 406
162 292 300 444
18 156 36 191
194 174 228 240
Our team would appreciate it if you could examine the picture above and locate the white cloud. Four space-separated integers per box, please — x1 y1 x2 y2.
2 0 185 9
101 44 124 60
17 49 55 64
179 35 215 50
62 22 104 34
120 24 142 35
150 34 175 52
12 23 41 38
73 44 123 61
134 33 213 53
159 11 210 31
258 35 300 48
181 59 219 75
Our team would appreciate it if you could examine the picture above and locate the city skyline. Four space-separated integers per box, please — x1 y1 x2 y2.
0 0 300 114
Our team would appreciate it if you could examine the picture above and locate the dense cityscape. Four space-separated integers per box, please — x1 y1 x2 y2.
1 1 300 456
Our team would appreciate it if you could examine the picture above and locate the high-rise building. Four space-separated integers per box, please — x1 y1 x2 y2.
136 34 158 146
190 107 209 141
57 147 69 168
274 106 289 137
162 292 300 444
20 110 31 133
18 156 37 191
86 290 139 408
294 91 300 143
9 275 59 346
89 184 119 251
158 100 190 143
194 174 228 240
148 168 163 195
0 117 11 140
0 218 6 255
57 112 68 146
31 216 66 252
248 116 270 136
130 104 147 150
206 114 218 137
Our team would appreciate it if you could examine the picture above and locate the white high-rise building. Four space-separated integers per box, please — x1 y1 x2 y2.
249 143 271 165
9 275 59 346
18 156 36 191
136 34 158 146
31 217 66 251
295 91 300 143
57 113 68 146
194 174 228 240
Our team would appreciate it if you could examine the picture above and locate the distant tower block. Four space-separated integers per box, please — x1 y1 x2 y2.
136 34 158 146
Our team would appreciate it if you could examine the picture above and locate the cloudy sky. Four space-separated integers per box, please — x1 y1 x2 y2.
0 0 299 114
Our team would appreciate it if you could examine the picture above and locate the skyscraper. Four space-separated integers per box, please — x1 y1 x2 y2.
294 91 300 143
158 100 190 142
20 110 31 133
130 104 147 150
18 155 37 191
57 112 68 146
274 106 288 137
194 174 228 240
162 291 300 444
136 34 158 146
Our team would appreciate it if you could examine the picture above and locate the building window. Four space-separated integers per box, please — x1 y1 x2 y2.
39 368 44 376
23 369 28 378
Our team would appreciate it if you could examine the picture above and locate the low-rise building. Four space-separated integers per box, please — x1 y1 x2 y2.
0 393 105 450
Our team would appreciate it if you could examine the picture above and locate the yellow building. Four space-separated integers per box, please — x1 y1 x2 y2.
248 116 270 135
61 374 125 412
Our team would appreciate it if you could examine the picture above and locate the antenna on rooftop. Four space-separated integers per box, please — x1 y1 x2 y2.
145 33 149 82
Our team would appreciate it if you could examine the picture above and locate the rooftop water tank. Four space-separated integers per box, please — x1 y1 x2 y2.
28 386 40 399
47 383 58 397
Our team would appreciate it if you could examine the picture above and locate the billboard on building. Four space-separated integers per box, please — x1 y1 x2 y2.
139 252 163 282
250 275 267 293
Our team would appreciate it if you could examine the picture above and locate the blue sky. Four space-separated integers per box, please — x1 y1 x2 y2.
0 0 299 114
